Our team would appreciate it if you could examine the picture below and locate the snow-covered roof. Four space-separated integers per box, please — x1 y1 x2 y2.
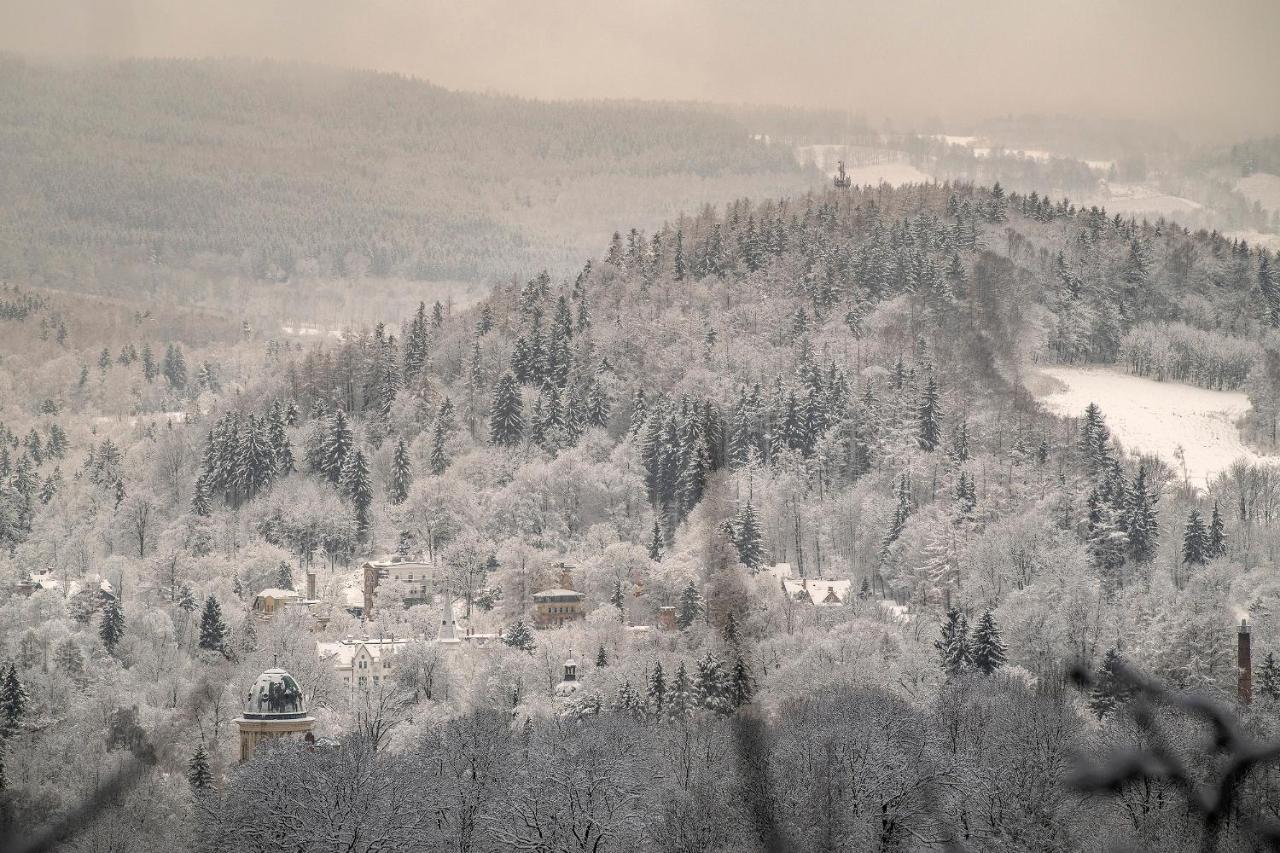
26 572 113 597
255 588 300 600
765 563 793 581
783 578 852 605
316 637 411 669
533 588 584 599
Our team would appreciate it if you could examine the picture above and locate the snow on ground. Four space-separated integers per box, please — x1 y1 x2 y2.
282 324 344 339
1224 230 1280 252
1092 183 1201 215
1031 366 1278 488
1235 172 1280 214
793 145 934 187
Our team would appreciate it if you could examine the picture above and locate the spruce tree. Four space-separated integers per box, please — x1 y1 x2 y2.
1089 648 1131 719
430 421 449 475
1182 509 1209 565
340 449 373 539
694 652 731 715
970 611 1007 675
320 410 353 484
1259 652 1280 701
917 374 943 451
388 437 412 505
1125 466 1159 564
733 500 765 571
0 664 27 739
676 581 703 629
489 372 525 447
595 644 608 668
99 598 125 652
647 661 666 714
935 608 971 678
275 562 293 590
1208 502 1227 558
647 518 663 561
502 620 536 652
609 579 625 616
665 660 696 712
178 585 197 613
198 595 230 658
188 744 213 790
729 655 754 708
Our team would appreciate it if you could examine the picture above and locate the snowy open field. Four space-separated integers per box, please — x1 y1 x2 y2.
1031 365 1278 488
1235 172 1280 214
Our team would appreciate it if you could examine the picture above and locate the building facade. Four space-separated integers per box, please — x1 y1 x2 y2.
316 636 409 692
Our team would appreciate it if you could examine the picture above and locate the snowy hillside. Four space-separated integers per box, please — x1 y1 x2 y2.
1032 366 1278 488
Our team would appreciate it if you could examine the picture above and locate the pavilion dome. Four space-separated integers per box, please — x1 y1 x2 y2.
241 667 308 720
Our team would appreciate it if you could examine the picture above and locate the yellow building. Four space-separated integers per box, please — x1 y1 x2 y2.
234 667 316 762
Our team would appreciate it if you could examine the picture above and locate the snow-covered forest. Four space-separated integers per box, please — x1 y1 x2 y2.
3 35 1280 853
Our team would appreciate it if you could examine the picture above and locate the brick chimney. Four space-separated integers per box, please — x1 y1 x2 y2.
306 571 317 601
1238 619 1252 705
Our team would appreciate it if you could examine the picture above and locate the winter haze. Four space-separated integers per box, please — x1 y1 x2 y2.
4 0 1280 135
2 3 1280 853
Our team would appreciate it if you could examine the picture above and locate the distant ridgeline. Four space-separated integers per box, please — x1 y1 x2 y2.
0 55 803 287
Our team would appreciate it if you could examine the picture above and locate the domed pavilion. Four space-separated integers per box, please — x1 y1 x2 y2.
234 666 316 762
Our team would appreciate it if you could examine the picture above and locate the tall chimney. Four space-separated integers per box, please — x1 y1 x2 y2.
306 571 317 601
1238 619 1252 705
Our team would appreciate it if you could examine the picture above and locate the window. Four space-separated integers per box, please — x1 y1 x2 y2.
357 676 367 688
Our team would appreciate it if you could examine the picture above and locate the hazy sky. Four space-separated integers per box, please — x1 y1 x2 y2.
3 0 1279 135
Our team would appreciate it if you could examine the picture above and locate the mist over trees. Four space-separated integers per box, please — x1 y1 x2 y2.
2 68 1280 853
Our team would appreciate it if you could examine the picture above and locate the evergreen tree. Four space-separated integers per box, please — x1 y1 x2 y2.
1182 509 1209 565
917 374 943 451
198 595 230 658
729 655 754 708
489 371 525 447
666 661 692 719
970 611 1007 675
733 500 765 570
187 744 213 790
502 620 536 652
1125 465 1159 564
1089 648 1132 719
1259 652 1280 701
647 661 666 714
693 652 731 714
0 664 27 739
676 581 703 629
178 585 197 613
430 421 449 475
275 561 293 590
99 598 125 652
388 437 412 505
163 344 188 389
340 449 373 539
935 608 971 678
595 644 608 668
609 579 625 616
320 410 354 484
1208 501 1227 558
647 517 663 561
191 476 212 517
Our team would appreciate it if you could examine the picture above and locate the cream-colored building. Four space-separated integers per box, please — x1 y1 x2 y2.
316 636 410 692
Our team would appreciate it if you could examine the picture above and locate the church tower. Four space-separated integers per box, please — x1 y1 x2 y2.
234 666 316 762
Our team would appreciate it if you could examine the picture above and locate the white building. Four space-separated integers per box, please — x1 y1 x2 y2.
316 636 410 692
769 563 853 606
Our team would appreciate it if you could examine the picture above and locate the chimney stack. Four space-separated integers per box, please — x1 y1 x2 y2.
1238 619 1252 705
306 571 317 600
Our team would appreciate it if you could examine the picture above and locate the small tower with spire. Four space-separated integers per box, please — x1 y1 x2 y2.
436 585 462 649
